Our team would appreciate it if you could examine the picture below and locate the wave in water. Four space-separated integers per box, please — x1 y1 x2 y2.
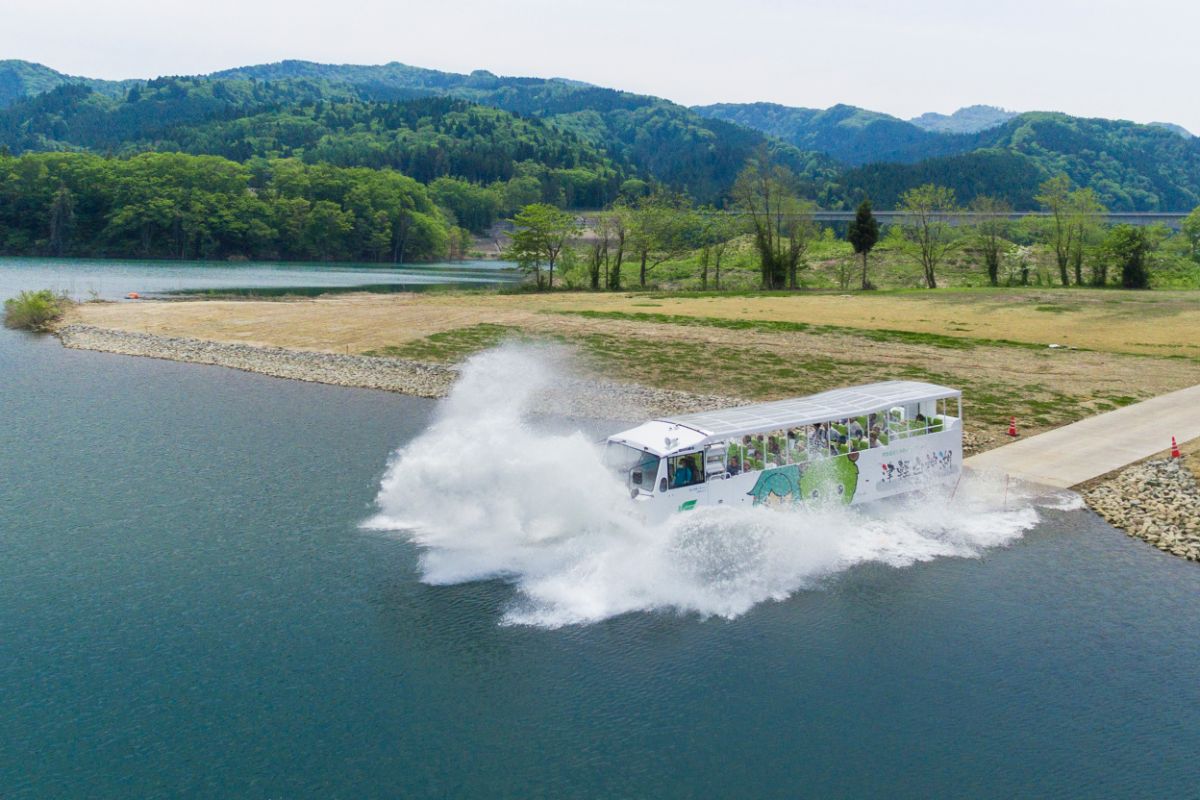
366 345 1049 628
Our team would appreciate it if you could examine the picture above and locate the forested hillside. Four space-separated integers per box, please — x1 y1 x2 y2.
0 59 132 108
692 102 974 165
698 102 1200 211
0 63 825 207
0 151 455 261
1 56 1199 242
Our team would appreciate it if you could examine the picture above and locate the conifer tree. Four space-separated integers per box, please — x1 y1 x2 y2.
847 199 879 290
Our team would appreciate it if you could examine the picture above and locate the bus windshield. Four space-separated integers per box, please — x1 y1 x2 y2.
603 442 661 490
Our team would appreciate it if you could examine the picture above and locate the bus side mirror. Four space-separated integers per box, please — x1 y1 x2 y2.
659 478 668 493
631 470 643 485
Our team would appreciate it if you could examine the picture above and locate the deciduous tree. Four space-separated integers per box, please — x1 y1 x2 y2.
1182 205 1200 262
506 203 580 290
1036 175 1076 286
629 193 696 288
898 184 959 289
733 160 814 290
1067 188 1106 286
969 195 1010 286
695 209 742 291
1102 224 1153 289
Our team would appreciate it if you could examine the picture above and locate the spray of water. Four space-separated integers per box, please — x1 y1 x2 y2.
366 345 1051 628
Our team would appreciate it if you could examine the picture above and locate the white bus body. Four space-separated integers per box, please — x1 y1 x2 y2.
604 381 962 523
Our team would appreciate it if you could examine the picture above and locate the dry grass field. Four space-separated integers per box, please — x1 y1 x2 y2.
71 288 1200 443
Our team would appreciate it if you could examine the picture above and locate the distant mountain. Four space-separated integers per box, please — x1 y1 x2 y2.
0 61 831 206
189 61 844 204
909 105 1018 134
0 60 134 108
1150 121 1194 139
692 102 973 166
3 59 1199 211
696 101 1200 210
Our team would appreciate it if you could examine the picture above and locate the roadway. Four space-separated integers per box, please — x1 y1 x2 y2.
964 384 1200 489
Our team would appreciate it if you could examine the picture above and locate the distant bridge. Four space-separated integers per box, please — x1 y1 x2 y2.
809 211 1188 228
574 210 1189 229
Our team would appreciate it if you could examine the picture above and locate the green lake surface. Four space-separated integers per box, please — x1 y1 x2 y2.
2 260 1199 798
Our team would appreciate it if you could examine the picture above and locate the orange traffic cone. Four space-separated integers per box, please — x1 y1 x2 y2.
1171 437 1181 459
1007 417 1018 437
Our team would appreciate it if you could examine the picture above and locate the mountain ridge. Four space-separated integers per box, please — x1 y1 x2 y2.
908 105 1018 134
1 59 1198 211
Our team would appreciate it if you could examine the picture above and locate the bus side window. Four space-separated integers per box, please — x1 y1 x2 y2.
704 446 727 479
667 453 703 489
725 440 744 475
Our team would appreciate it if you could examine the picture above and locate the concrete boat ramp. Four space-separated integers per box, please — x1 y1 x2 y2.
965 384 1200 490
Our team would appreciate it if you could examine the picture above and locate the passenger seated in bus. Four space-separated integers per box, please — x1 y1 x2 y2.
741 435 757 457
848 418 865 439
788 429 807 462
810 423 828 450
727 455 742 476
869 429 880 448
672 456 698 488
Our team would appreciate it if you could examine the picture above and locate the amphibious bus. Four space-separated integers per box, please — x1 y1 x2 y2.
603 381 962 521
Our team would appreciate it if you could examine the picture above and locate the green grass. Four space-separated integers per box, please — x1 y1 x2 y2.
363 323 519 362
364 319 1112 431
3 289 68 331
547 309 1049 351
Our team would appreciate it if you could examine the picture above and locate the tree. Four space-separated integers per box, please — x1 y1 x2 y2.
1182 205 1200 262
969 195 1011 286
1102 225 1153 289
898 184 959 289
47 185 75 257
586 227 608 290
506 203 579 290
303 201 354 261
1067 188 1106 286
846 199 880 290
629 193 696 288
733 160 815 290
600 205 630 291
1003 245 1034 286
1036 175 1076 286
695 209 742 290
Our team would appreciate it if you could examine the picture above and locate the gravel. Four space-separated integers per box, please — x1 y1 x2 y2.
57 324 735 421
1083 457 1200 562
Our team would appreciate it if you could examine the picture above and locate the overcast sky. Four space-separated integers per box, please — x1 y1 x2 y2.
4 0 1198 132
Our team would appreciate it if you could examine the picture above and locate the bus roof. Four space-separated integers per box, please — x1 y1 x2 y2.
658 381 959 441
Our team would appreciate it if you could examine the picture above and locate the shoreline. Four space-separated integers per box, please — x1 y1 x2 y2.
1083 458 1200 562
54 323 1200 564
56 324 735 421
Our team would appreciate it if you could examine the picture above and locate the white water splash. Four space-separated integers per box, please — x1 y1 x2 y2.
366 345 1044 628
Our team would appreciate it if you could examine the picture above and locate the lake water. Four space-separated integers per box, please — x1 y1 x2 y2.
3 261 1199 798
0 256 518 300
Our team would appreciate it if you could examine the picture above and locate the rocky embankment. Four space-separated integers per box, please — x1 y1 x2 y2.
1083 457 1200 562
961 430 999 457
56 324 731 420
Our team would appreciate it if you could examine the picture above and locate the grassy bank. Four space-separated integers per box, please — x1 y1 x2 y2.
67 287 1200 448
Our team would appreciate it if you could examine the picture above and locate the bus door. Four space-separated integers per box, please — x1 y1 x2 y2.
665 451 708 512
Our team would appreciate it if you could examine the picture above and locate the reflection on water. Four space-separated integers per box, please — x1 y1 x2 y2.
0 256 518 301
